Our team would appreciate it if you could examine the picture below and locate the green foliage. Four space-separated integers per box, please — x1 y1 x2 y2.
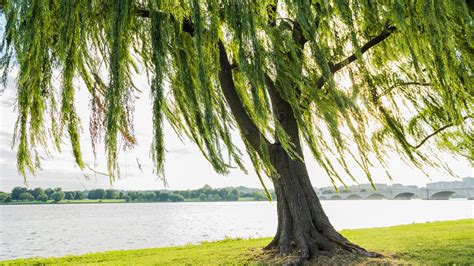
44 188 54 198
198 193 207 201
123 195 131 202
31 187 44 198
1 1 472 187
74 191 85 200
35 193 48 202
18 192 34 201
64 191 76 200
105 189 118 199
88 189 106 200
149 3 170 181
11 187 27 200
104 0 136 179
0 191 9 201
4 186 245 203
51 191 65 202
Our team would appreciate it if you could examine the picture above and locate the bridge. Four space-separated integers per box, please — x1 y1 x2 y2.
316 177 474 200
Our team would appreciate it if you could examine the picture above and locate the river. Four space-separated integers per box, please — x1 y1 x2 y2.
0 200 472 260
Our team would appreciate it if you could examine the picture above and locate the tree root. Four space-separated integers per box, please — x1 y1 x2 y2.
264 235 383 264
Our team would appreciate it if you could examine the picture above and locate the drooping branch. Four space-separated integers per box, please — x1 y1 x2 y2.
315 25 396 90
137 7 270 153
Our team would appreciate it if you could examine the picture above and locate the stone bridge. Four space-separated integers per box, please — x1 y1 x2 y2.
317 188 425 200
316 178 474 200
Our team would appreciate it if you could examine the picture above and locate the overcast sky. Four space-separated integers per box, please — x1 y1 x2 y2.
0 18 471 192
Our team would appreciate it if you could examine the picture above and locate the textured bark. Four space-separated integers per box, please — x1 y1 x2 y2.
264 76 379 261
265 143 380 260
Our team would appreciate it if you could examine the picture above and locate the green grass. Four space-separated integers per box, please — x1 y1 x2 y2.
341 219 474 264
2 219 472 265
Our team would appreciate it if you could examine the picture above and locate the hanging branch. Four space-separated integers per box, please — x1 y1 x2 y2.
137 7 271 155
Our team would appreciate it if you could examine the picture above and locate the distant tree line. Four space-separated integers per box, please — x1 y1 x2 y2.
0 185 270 203
0 187 72 203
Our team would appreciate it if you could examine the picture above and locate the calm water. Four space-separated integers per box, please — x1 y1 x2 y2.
0 200 472 260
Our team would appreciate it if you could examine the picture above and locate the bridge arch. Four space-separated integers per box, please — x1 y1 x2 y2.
452 192 467 198
394 192 415 200
346 194 362 200
329 195 342 200
367 193 386 200
429 191 455 200
319 196 328 200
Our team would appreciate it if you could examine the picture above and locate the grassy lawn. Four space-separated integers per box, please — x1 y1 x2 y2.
2 219 472 265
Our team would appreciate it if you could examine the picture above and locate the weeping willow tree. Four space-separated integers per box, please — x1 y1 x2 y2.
1 0 473 260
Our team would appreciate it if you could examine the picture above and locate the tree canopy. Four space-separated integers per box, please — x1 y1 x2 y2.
1 1 472 188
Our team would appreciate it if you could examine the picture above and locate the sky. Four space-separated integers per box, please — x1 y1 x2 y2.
0 18 472 192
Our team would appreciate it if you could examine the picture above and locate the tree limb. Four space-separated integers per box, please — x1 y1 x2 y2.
413 115 472 149
315 25 396 90
376 82 431 100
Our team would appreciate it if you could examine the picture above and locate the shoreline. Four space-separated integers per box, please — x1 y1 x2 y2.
1 197 471 206
0 198 267 206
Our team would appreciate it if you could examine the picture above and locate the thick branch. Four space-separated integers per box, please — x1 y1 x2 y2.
315 25 396 90
218 40 271 153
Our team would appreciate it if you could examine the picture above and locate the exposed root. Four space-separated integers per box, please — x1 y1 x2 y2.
264 139 383 263
328 237 383 258
264 235 383 264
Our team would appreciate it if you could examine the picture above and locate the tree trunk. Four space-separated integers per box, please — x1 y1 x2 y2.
264 79 379 261
216 39 378 261
266 143 379 260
